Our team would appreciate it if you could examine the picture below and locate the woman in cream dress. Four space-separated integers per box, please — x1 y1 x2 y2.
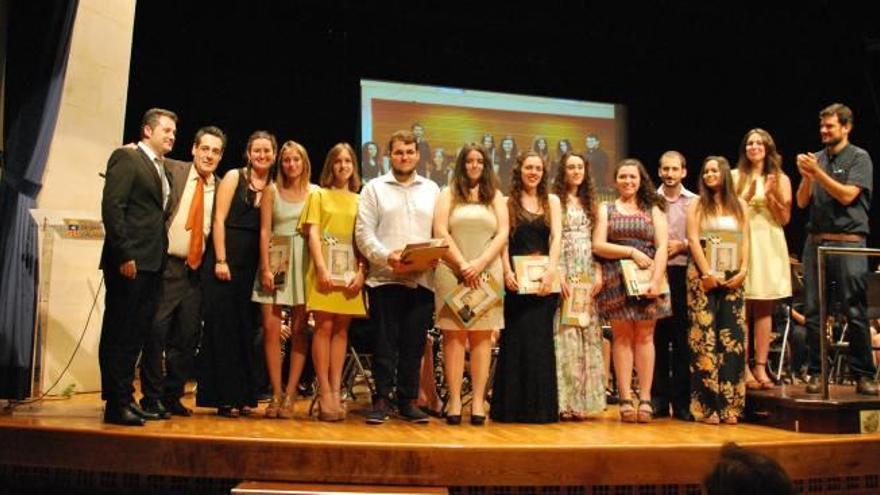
732 128 792 389
433 143 508 425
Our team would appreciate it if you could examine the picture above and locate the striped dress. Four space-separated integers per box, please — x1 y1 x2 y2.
596 202 672 321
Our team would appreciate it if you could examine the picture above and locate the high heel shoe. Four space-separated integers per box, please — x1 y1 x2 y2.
445 402 463 425
753 362 775 389
218 405 236 418
335 391 348 420
278 394 295 419
619 400 636 423
470 414 486 426
637 400 654 423
265 394 283 419
316 394 342 422
446 414 462 425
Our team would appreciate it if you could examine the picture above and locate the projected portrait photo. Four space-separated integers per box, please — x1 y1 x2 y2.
360 80 624 195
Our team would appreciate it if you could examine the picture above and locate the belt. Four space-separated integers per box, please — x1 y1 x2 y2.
811 232 865 242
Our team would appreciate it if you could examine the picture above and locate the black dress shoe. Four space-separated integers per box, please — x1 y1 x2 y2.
470 415 486 426
856 376 880 396
162 399 193 417
805 375 822 394
129 401 163 421
140 399 172 419
673 408 694 421
104 404 145 426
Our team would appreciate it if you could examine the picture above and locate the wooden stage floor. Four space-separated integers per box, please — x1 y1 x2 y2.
2 387 880 492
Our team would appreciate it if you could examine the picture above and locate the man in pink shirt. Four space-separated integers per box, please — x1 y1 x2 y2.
653 151 696 420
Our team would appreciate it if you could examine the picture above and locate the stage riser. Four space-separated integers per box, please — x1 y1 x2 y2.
1 427 879 487
3 465 880 495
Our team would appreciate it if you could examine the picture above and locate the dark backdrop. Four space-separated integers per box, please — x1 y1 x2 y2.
124 1 880 251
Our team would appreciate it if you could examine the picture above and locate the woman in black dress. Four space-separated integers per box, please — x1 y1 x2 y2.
197 131 276 417
490 151 563 423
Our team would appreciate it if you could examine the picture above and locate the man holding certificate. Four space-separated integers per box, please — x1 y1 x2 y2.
356 130 440 424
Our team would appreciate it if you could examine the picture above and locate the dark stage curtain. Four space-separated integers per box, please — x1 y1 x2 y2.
0 0 78 399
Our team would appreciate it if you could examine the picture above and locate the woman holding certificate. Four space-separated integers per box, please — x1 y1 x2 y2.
252 140 317 418
491 151 562 424
732 129 792 390
594 159 670 423
198 131 276 417
299 143 367 421
685 156 750 424
552 151 605 419
433 143 509 425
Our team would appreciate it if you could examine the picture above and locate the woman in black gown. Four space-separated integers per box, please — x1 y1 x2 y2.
197 131 277 416
490 151 563 423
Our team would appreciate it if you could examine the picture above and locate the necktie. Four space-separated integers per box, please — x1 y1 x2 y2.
185 176 205 269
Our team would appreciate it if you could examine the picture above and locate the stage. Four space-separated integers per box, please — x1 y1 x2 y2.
1 386 879 494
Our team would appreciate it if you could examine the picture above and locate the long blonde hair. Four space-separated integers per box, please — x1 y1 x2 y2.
276 140 311 192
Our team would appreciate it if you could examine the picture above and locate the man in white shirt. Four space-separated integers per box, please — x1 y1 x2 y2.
356 130 440 424
139 126 225 418
653 150 696 420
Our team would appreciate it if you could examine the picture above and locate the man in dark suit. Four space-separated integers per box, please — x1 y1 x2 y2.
99 108 177 426
139 126 225 418
412 122 431 177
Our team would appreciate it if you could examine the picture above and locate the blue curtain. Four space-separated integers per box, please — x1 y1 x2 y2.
0 1 79 399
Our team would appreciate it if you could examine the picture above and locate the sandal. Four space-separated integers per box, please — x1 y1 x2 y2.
265 394 283 419
753 362 775 389
722 415 739 425
619 400 637 423
637 401 654 423
278 394 295 419
701 413 720 425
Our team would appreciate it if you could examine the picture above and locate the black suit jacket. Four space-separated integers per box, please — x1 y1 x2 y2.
100 147 168 272
164 159 191 230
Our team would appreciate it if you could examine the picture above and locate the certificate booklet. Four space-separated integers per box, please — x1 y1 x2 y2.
702 231 741 282
400 238 449 271
444 275 502 328
619 259 670 297
513 255 561 295
326 243 356 286
267 234 292 288
560 272 593 327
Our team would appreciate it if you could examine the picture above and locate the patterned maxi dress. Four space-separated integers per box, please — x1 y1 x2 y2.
686 214 746 421
554 202 606 416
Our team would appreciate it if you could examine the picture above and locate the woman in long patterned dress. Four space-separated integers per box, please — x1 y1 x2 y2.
491 151 562 424
685 156 750 424
593 159 671 423
552 151 605 419
252 140 317 418
732 129 792 389
433 143 508 425
299 143 367 421
198 131 276 417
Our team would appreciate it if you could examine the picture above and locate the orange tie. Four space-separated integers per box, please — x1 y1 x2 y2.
185 176 205 269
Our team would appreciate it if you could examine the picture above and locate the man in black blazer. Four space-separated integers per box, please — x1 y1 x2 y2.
99 108 177 426
139 126 225 418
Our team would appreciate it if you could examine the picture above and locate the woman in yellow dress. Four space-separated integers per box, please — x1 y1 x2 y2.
299 142 366 420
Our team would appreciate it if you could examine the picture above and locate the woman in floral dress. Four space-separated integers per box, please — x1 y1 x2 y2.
552 152 605 419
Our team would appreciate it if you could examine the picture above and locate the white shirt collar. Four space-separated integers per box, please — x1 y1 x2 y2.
658 184 697 201
378 170 427 187
138 141 161 163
